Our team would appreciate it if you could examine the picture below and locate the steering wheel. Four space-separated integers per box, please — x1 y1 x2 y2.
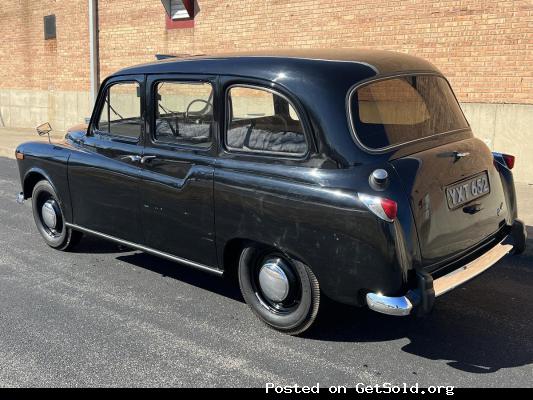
185 99 213 121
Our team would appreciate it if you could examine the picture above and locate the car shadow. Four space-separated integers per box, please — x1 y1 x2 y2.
305 228 533 374
116 251 244 303
74 227 533 375
69 234 131 254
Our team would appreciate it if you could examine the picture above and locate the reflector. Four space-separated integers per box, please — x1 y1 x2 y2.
502 154 515 170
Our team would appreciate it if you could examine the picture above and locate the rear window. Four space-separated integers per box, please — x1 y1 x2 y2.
349 75 469 150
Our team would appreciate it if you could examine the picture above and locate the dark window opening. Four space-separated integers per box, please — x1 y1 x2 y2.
226 86 307 156
349 75 469 150
154 81 213 148
96 82 142 141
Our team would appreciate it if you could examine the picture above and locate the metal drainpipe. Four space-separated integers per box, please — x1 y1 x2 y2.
89 0 100 107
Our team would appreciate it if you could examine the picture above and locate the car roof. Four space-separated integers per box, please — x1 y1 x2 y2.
112 49 440 80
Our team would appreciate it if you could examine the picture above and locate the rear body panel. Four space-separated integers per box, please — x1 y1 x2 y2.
392 137 510 270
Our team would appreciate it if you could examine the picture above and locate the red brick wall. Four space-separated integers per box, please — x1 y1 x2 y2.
0 0 89 92
1 0 532 104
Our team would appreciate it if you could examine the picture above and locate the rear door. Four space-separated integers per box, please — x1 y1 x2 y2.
349 74 509 267
138 74 218 267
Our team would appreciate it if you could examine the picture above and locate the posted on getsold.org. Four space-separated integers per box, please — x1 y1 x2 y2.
265 382 455 396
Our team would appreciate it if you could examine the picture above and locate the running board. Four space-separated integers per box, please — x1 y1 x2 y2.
65 223 223 276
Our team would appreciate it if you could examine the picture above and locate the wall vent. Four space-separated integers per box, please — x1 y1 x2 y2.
44 15 56 40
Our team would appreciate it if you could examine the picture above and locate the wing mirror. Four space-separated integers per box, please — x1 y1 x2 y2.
36 122 53 143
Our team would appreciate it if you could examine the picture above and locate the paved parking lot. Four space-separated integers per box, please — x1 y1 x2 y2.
0 156 532 387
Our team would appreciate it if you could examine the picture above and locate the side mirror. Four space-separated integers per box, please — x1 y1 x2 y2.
36 122 53 143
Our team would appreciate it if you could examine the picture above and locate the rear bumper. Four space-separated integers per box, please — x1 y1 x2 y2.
366 219 526 316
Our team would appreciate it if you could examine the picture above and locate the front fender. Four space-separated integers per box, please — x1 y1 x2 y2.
17 141 73 222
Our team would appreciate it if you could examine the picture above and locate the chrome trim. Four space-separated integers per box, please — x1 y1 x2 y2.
433 238 513 297
121 155 142 163
65 223 223 276
140 155 157 164
345 72 470 154
453 151 470 160
42 200 58 229
366 237 514 317
16 192 25 205
366 292 413 316
258 258 290 302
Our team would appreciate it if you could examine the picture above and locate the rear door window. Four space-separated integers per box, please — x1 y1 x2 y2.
226 86 307 156
349 75 469 150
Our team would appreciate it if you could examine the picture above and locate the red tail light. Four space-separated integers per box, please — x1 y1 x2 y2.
503 154 515 170
358 194 398 222
380 198 398 221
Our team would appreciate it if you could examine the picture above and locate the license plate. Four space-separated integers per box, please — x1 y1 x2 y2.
446 172 490 209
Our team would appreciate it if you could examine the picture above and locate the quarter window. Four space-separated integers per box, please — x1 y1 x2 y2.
154 81 213 147
226 86 307 155
96 82 142 140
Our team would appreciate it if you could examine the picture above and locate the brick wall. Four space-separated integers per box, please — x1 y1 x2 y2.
0 0 89 92
1 0 531 104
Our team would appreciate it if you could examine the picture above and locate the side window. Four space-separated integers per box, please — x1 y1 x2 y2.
154 81 213 147
96 82 142 140
226 86 307 155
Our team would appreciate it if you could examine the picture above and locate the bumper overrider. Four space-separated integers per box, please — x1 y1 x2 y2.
366 219 527 316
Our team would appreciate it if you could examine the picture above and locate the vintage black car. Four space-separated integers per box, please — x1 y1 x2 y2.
15 50 526 335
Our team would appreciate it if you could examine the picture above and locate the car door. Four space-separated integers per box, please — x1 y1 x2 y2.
68 75 145 243
138 74 218 268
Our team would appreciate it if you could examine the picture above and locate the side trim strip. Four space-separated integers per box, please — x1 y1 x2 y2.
65 223 223 276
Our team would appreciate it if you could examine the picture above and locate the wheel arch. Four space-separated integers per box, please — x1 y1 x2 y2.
221 237 315 281
23 168 54 199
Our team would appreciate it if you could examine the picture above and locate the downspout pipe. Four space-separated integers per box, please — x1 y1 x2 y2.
89 0 100 107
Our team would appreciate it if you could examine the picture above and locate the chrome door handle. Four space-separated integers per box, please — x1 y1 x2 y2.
141 155 157 164
121 155 142 162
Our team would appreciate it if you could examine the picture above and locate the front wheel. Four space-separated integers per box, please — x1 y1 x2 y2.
238 246 321 335
31 180 82 251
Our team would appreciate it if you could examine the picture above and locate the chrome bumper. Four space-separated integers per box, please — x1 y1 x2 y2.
366 232 518 317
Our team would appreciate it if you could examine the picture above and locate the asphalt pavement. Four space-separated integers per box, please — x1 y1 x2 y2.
0 156 532 388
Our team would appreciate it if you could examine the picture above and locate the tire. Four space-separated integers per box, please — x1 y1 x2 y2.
238 245 321 335
31 180 82 251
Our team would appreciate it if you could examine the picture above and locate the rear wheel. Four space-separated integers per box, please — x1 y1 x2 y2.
238 245 320 335
31 180 82 251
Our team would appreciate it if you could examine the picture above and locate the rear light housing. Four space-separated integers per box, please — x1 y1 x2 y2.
493 152 515 170
502 154 515 170
358 193 398 222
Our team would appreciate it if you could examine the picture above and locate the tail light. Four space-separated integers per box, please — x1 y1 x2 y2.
502 154 515 170
358 193 398 222
493 152 515 170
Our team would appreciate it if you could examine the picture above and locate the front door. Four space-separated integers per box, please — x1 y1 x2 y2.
139 75 218 267
69 75 145 243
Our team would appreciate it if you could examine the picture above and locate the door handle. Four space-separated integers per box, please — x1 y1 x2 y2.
141 155 157 164
121 155 142 162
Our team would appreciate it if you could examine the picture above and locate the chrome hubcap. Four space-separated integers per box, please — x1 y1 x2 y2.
41 200 58 229
258 258 290 303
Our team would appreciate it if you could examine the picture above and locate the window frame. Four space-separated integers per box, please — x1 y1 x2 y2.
149 77 215 151
224 83 310 158
90 77 144 144
345 72 471 154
